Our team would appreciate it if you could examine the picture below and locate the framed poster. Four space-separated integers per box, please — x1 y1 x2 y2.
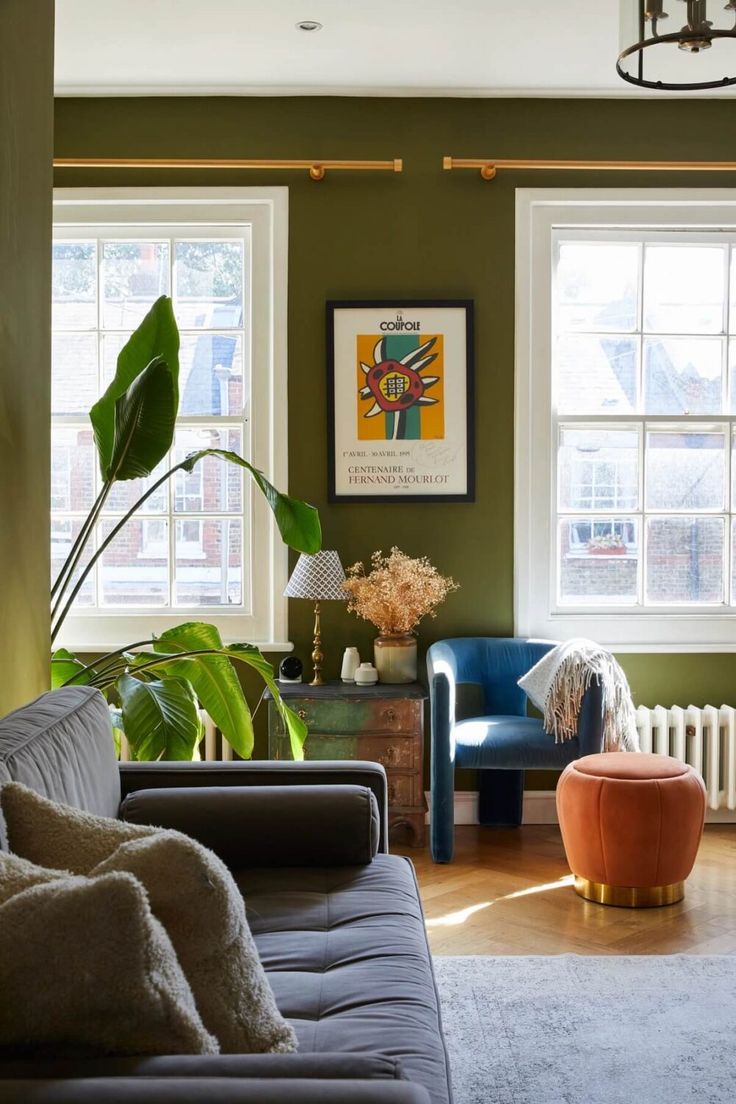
327 300 474 503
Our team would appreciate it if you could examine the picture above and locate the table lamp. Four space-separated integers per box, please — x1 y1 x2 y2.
284 550 346 685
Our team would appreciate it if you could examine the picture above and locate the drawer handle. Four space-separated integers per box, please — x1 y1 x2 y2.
297 709 308 721
384 708 397 724
381 744 400 766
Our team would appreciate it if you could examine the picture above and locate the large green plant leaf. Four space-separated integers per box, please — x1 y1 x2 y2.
50 648 90 689
180 449 321 554
155 623 255 760
91 296 179 478
118 673 202 761
106 357 177 482
224 644 307 761
130 639 308 761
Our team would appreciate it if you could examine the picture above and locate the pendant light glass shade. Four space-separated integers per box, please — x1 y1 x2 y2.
618 0 736 89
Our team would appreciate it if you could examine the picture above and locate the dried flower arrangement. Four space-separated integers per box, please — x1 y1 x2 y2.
343 547 459 636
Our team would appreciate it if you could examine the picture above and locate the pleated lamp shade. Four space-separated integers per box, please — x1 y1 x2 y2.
284 550 346 601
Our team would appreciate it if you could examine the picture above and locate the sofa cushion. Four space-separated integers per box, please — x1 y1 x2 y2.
0 850 67 902
2 785 296 1056
0 868 218 1056
121 785 380 867
93 834 296 1055
237 855 451 1104
0 687 119 848
0 781 155 871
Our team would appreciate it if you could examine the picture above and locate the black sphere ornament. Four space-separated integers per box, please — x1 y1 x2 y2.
279 655 303 683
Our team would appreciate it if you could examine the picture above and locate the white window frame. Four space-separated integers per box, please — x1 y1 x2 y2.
515 188 736 653
53 187 290 652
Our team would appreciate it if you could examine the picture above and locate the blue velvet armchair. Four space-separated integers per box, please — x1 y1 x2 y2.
428 637 605 863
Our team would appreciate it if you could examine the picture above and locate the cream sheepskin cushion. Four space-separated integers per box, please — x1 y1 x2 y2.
1 781 157 871
0 850 67 902
0 853 218 1056
0 783 296 1055
93 833 296 1053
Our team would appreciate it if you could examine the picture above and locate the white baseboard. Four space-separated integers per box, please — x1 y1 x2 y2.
424 790 736 825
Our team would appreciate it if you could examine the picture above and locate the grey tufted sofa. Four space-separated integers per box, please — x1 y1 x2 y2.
0 685 451 1104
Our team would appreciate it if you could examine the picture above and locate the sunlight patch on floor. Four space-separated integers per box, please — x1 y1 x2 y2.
425 901 492 927
502 874 575 900
425 875 575 928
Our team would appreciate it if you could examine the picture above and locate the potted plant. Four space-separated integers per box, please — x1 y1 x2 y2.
343 548 458 683
51 296 321 761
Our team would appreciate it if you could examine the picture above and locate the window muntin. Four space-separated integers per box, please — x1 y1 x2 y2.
553 234 736 614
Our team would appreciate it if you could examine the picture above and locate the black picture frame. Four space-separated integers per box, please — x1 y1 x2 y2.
326 299 475 503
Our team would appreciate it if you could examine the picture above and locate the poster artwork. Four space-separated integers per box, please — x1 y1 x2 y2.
328 301 473 503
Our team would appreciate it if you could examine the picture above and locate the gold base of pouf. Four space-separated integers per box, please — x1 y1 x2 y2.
574 876 685 908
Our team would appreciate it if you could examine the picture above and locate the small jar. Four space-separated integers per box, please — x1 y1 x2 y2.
354 662 378 686
341 646 360 683
373 633 417 684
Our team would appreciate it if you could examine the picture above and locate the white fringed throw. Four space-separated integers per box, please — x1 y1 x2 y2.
518 639 640 752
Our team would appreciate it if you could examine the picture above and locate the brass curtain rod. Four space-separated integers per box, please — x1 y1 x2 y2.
443 156 736 181
53 157 402 180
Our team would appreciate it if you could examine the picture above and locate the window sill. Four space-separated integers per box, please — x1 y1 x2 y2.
607 643 736 653
61 639 295 656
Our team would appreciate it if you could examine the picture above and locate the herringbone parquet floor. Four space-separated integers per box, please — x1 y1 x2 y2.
397 825 736 955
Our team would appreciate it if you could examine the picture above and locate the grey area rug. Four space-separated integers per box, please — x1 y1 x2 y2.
432 955 736 1104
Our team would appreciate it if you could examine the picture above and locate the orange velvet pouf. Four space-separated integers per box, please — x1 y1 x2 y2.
556 752 706 908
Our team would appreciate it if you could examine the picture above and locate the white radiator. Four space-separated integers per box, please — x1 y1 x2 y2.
635 705 736 812
118 710 233 762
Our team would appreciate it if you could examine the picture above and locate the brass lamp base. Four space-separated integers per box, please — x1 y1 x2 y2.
574 876 685 909
310 601 324 686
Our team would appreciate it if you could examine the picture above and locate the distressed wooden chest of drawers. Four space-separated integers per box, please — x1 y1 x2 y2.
266 680 427 846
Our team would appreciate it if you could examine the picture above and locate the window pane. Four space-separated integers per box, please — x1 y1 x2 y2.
104 332 246 418
52 242 97 330
646 430 725 511
726 248 736 333
558 518 639 605
51 519 96 607
178 334 245 416
102 457 169 516
643 337 723 415
102 242 169 329
101 332 131 388
52 333 99 415
99 519 169 607
556 243 638 332
174 241 244 329
644 245 725 334
174 518 242 607
173 428 243 514
555 334 637 415
646 517 724 604
725 339 736 414
51 428 96 513
558 428 638 512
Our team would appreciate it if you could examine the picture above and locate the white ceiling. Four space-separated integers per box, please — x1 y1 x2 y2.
54 1 736 97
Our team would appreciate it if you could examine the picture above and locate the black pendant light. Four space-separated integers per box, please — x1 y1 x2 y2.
617 0 736 89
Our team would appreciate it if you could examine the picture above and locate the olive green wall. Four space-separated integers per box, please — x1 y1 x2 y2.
0 1 54 714
54 96 736 776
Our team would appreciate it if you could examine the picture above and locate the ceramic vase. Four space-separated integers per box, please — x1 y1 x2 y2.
373 633 417 684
